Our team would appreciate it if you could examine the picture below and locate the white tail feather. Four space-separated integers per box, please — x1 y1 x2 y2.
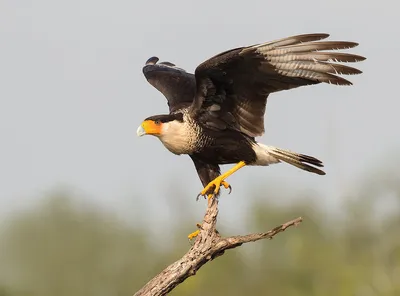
252 143 325 175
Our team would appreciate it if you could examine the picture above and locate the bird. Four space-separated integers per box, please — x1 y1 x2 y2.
137 33 365 201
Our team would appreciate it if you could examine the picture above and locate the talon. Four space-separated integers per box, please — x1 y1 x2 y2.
221 181 232 194
200 176 223 197
198 177 232 199
196 193 202 201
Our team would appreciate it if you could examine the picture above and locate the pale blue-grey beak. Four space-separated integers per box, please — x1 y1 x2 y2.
136 125 146 137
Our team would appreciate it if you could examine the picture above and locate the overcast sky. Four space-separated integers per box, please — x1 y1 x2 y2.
0 0 398 230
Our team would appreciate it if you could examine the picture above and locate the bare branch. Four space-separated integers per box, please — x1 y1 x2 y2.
134 197 302 296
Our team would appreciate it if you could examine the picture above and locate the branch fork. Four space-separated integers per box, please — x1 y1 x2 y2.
134 197 302 296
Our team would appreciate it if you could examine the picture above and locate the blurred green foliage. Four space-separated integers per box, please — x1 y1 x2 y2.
0 168 399 296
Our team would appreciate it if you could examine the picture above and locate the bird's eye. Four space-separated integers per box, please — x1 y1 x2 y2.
154 120 161 125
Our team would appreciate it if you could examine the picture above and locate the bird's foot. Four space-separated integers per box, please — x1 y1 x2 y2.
196 177 232 200
187 229 200 240
221 180 232 192
187 223 202 241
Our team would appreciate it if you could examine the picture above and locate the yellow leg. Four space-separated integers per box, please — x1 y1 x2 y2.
187 229 200 240
197 161 246 199
187 223 203 240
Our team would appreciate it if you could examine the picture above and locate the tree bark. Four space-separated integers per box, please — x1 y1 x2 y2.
134 197 302 296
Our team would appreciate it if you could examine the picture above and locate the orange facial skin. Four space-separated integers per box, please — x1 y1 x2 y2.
137 120 162 136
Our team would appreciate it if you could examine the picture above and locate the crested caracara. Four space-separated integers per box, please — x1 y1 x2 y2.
137 33 365 199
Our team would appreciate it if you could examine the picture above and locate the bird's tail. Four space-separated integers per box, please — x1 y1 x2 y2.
254 143 325 175
268 146 325 175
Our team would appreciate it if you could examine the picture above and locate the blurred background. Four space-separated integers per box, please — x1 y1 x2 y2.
1 0 399 295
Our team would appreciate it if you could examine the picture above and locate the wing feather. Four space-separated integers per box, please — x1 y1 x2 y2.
192 33 365 137
143 57 196 113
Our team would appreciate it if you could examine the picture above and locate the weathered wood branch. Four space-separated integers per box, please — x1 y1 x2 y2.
134 196 302 296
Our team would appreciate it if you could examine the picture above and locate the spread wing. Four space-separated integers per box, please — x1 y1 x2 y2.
191 33 366 137
143 57 196 113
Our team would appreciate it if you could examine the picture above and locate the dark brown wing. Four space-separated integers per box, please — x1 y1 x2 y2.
191 33 366 137
143 57 196 113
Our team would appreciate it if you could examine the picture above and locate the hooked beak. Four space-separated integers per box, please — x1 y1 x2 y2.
136 120 162 137
136 125 146 137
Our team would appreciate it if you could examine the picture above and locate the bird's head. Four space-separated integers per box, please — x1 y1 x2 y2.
136 113 184 138
137 112 189 155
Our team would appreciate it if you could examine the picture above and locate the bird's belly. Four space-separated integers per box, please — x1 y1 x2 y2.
193 138 257 164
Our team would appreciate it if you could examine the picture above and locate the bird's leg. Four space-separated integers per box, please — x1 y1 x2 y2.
197 161 246 199
187 223 203 241
187 229 200 240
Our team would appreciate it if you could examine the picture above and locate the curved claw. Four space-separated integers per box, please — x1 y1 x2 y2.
221 180 232 194
197 178 233 200
196 193 206 201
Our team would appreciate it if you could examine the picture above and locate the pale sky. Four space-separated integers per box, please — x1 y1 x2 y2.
0 0 398 231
